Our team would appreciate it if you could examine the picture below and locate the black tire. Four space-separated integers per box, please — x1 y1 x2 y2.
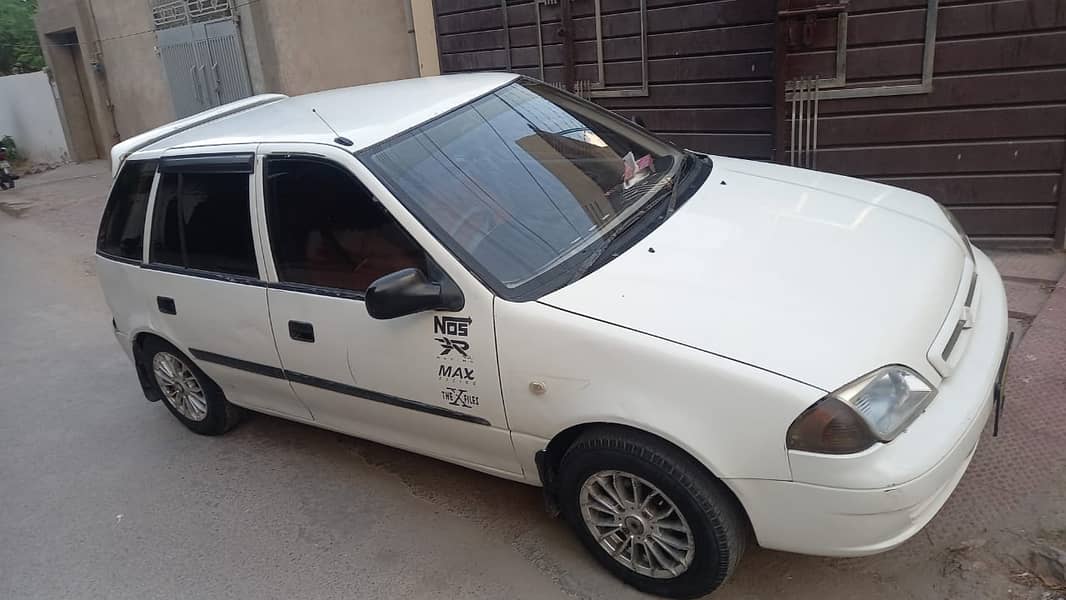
558 427 749 599
141 337 242 435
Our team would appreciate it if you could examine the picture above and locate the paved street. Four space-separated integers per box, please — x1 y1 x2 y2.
1 162 1065 600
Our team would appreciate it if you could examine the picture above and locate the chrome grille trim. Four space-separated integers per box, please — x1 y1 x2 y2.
964 271 978 307
941 319 966 361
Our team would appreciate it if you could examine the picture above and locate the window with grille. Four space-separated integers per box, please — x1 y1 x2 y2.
151 0 233 30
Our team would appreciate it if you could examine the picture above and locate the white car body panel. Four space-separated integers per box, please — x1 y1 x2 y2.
540 156 966 391
253 146 521 475
732 248 1007 555
495 298 825 482
93 76 1013 561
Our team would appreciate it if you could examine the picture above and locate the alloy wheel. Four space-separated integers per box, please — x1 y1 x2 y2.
152 352 208 422
579 470 696 579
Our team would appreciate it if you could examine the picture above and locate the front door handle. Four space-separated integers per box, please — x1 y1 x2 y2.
288 320 315 343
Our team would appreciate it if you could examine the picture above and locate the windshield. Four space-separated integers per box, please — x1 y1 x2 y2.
360 79 686 300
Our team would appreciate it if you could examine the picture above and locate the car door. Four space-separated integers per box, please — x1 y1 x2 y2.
141 148 313 421
255 144 521 477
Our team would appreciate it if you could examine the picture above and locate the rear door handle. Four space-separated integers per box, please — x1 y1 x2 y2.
288 320 315 343
157 296 176 315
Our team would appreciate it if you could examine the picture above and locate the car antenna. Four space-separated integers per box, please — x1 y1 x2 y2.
311 108 354 147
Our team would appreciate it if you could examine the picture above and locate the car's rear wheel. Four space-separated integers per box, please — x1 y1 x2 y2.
142 337 241 435
558 427 748 599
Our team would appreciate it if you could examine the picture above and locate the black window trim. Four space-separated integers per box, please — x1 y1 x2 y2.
260 153 434 301
96 251 143 266
96 158 159 264
148 158 262 280
141 262 267 287
159 153 255 174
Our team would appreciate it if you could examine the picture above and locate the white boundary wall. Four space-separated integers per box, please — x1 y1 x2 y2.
0 71 70 164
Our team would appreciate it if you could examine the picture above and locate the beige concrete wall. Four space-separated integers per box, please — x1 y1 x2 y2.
257 0 419 95
36 0 173 158
37 0 433 160
411 0 440 76
36 0 106 160
88 0 175 137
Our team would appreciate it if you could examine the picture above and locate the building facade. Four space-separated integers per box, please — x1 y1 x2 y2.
34 0 1066 247
430 0 1066 247
35 0 427 162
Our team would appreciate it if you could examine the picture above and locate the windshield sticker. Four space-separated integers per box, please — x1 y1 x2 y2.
622 152 655 190
442 387 479 409
439 365 476 383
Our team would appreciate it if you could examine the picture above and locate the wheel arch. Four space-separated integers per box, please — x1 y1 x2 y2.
538 421 753 531
130 330 186 402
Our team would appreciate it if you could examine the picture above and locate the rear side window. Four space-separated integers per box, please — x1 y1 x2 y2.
97 160 157 261
264 157 426 293
150 171 258 277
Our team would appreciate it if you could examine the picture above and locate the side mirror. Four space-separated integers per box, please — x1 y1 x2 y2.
365 268 463 320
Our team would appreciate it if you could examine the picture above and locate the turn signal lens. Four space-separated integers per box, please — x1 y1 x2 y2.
786 397 878 454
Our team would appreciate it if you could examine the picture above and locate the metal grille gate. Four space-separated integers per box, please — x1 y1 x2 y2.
152 0 252 118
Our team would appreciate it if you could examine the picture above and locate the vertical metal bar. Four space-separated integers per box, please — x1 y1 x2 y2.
798 78 806 168
835 13 848 85
560 0 576 91
789 80 797 166
501 0 512 71
920 0 939 89
801 77 810 168
773 0 789 163
638 0 649 96
812 77 820 170
594 0 604 87
535 1 545 80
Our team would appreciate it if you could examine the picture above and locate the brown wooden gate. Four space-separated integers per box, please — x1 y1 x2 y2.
433 0 779 160
779 0 1066 247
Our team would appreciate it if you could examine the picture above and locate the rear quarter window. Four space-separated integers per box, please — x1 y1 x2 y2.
97 160 158 261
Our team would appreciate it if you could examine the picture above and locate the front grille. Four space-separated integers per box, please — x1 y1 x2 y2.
941 271 979 361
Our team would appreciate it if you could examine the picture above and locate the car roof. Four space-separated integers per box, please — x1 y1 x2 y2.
132 72 519 158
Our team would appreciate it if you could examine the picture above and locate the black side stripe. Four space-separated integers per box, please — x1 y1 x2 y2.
189 349 286 379
188 348 491 427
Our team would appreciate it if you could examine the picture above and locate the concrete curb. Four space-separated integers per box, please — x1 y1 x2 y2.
0 196 32 217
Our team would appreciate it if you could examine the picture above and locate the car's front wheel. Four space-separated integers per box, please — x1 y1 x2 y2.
557 427 749 599
142 337 242 435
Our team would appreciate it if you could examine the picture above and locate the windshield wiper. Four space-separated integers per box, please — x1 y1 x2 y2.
665 152 696 217
566 154 691 284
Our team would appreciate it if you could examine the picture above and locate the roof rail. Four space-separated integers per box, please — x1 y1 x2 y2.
108 94 289 177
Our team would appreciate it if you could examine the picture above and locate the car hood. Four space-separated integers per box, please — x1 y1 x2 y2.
539 156 968 391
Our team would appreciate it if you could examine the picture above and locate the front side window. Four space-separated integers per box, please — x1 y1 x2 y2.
360 79 688 300
97 160 157 261
150 171 258 277
264 157 426 293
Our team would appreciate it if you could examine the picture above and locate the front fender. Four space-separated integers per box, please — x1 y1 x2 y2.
495 300 825 482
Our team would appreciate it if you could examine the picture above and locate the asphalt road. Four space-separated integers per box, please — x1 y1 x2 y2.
0 213 622 599
0 184 1040 600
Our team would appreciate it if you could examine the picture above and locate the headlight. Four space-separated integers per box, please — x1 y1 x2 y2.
786 365 937 454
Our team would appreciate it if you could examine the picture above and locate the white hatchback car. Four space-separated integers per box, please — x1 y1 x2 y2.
96 73 1011 598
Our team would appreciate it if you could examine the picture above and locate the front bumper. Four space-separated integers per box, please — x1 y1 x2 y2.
728 249 1009 556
